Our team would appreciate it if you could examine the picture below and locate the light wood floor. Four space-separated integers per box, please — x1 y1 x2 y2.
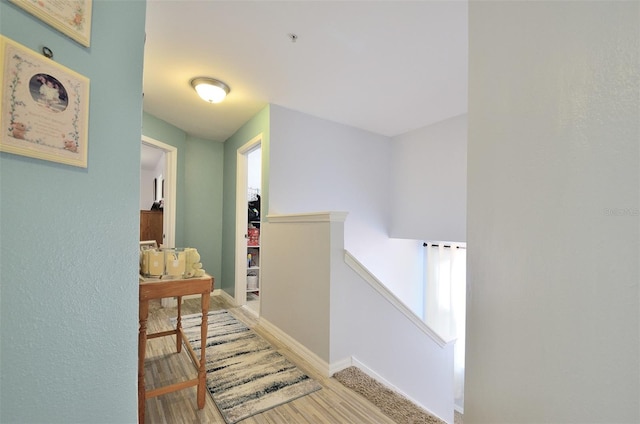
143 295 397 424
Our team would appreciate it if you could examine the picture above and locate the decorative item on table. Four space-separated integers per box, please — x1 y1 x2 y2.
248 227 260 246
184 247 206 278
141 248 164 277
139 241 158 272
164 248 186 279
139 246 205 279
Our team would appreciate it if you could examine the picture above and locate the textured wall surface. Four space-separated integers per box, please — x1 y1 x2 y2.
0 1 146 422
466 2 639 422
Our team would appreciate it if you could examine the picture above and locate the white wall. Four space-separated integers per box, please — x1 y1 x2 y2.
140 168 155 210
260 215 333 362
269 105 424 313
139 151 165 211
247 146 261 194
466 2 639 423
391 114 467 243
259 212 454 423
331 255 455 424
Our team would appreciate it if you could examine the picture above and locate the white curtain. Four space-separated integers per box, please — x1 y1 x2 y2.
423 243 466 410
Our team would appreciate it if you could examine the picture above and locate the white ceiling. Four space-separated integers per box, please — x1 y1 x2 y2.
142 0 468 143
140 142 164 170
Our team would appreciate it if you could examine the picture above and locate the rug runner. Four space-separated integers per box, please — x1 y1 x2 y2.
178 310 322 424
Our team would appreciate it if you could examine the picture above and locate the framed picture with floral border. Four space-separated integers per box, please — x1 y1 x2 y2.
9 0 92 47
0 35 90 168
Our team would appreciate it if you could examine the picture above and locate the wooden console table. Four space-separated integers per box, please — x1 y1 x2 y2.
138 274 214 424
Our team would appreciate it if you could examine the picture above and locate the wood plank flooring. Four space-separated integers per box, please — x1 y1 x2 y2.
143 295 397 424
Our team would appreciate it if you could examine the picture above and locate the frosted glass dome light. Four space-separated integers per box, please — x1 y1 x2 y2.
190 77 230 103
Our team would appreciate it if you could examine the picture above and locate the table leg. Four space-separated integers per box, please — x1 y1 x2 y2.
176 296 182 353
138 299 149 424
197 291 210 409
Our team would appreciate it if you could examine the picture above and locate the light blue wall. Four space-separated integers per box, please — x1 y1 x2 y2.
0 1 146 422
221 105 270 295
141 113 225 286
185 135 224 285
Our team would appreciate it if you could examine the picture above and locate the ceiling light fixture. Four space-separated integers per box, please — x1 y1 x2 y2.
190 77 230 103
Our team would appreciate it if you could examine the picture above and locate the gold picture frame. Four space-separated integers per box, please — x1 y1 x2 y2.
0 36 90 168
9 0 92 47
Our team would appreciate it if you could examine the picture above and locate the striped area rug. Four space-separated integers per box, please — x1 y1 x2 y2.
178 310 322 424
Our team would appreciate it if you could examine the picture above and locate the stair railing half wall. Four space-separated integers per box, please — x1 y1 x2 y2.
344 250 450 347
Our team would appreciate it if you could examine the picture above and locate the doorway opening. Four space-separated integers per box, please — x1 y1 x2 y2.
141 136 177 308
140 136 177 248
234 134 262 316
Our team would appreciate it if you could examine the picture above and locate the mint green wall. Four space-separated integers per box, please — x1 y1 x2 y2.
142 112 187 247
0 1 145 422
185 135 224 286
141 113 225 288
143 105 270 296
221 105 270 295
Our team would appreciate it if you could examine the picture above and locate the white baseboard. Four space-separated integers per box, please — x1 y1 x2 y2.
258 317 331 377
241 304 259 318
181 292 217 302
350 356 449 424
329 357 354 375
161 297 177 308
213 288 235 305
211 291 328 376
211 291 347 379
350 357 397 391
210 292 457 422
162 292 215 306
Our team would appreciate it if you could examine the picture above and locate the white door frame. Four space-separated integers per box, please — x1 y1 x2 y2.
141 135 177 248
234 134 262 307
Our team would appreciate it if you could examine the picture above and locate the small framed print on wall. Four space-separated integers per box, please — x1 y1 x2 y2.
9 0 92 47
0 35 90 168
